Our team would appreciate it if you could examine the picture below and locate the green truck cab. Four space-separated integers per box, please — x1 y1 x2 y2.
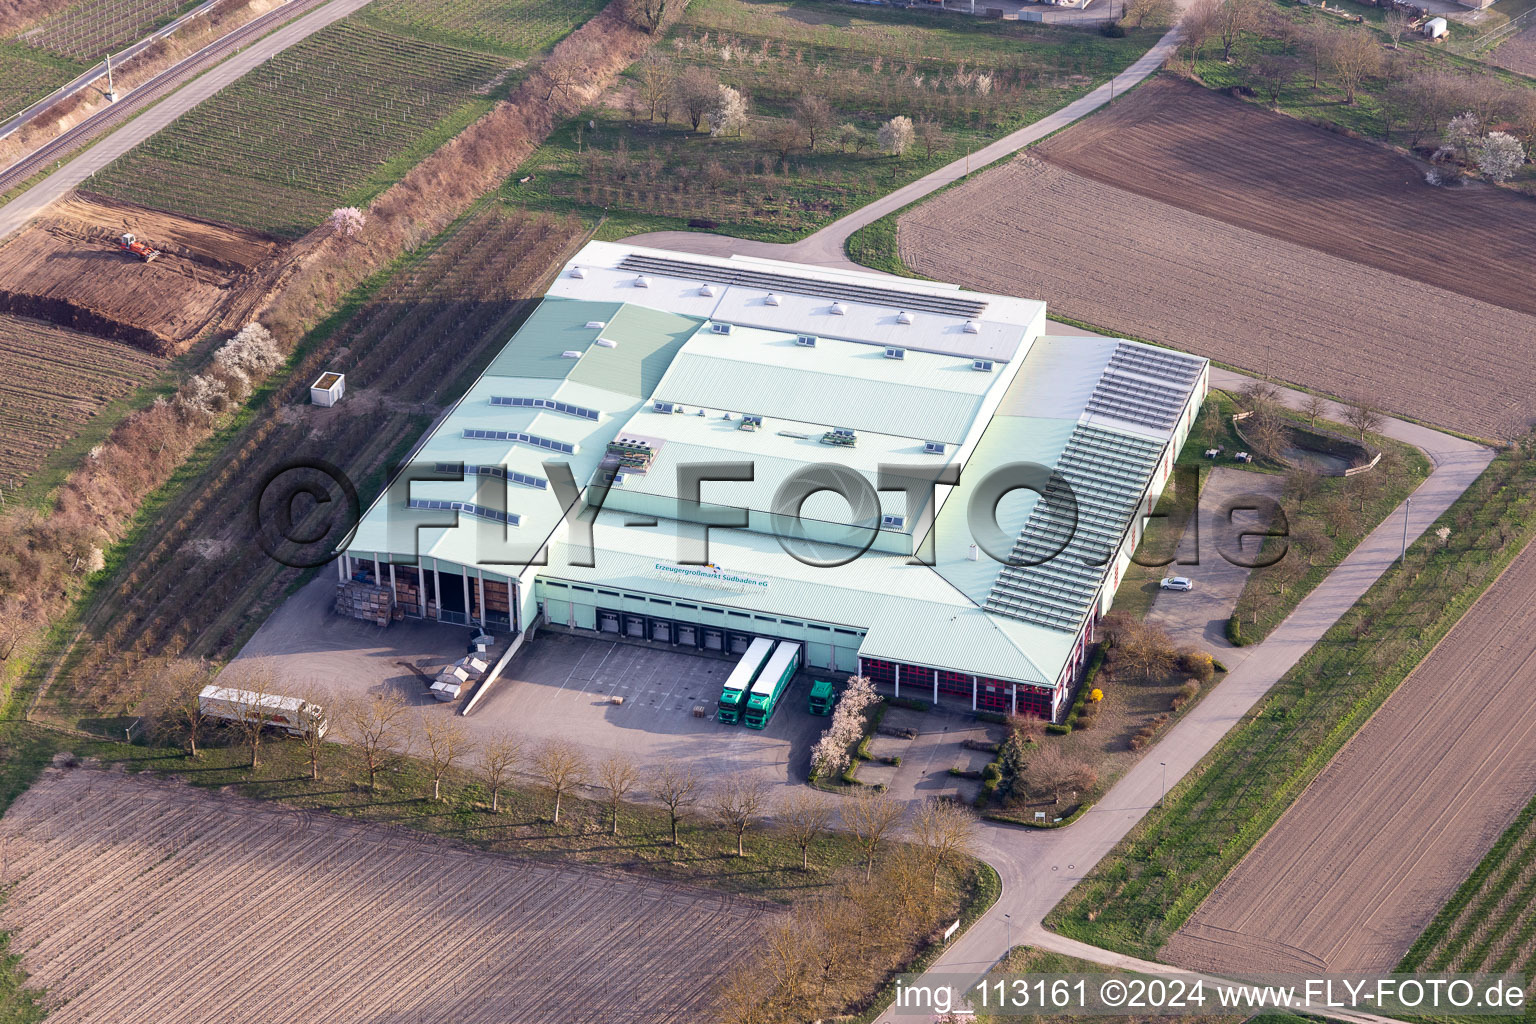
808 679 837 716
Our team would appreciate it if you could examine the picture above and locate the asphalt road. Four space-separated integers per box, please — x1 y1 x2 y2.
0 0 371 241
870 374 1493 1021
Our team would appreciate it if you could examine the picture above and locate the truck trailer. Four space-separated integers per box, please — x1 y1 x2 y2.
198 685 328 739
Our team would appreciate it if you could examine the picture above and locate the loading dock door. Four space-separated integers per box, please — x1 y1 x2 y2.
598 609 620 634
623 614 646 638
702 628 723 651
676 623 698 647
650 619 673 643
727 632 753 656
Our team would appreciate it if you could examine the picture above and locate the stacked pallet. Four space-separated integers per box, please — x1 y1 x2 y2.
482 581 510 618
334 582 393 627
394 575 421 612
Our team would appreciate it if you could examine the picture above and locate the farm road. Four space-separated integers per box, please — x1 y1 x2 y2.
622 12 1188 270
866 370 1493 1022
0 0 371 242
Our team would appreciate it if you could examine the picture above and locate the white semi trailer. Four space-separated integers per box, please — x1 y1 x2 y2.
198 685 328 739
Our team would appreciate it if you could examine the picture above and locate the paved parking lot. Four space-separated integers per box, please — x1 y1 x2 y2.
467 630 829 798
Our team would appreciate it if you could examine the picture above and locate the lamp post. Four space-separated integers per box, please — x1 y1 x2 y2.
1004 912 1013 953
1400 496 1412 566
1159 761 1167 807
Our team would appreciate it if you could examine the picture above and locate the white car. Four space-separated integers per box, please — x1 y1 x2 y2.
1160 576 1194 591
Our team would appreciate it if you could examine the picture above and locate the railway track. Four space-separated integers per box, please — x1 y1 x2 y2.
0 0 333 198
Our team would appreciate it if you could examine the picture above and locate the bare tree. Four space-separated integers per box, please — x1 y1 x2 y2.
1384 8 1410 49
842 788 905 881
479 731 521 813
759 117 804 161
710 778 771 857
1241 378 1282 408
595 754 639 835
651 763 701 845
1214 0 1262 62
676 66 719 132
915 117 952 159
1125 0 1177 27
140 657 212 758
779 790 834 870
225 661 280 769
340 690 413 792
637 51 675 122
295 682 333 781
794 92 834 152
1328 28 1382 105
421 714 474 802
1249 53 1298 108
1301 393 1328 425
1248 408 1290 462
1181 0 1223 63
911 799 979 893
624 0 677 33
1291 21 1334 90
531 741 585 824
538 60 578 103
1342 399 1384 441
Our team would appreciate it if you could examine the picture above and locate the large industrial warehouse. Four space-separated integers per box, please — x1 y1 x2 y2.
342 242 1208 722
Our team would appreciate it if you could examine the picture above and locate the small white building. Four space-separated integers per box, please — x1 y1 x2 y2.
1424 16 1448 38
310 371 345 407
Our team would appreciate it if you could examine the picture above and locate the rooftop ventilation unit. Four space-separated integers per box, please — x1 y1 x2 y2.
795 334 817 347
584 320 606 329
710 322 733 335
821 427 857 448
963 320 980 334
739 414 763 431
700 284 717 296
654 401 677 414
560 350 582 359
570 266 586 279
967 543 980 561
972 359 994 372
884 347 905 360
595 337 618 348
764 293 781 306
634 274 651 288
881 514 905 529
924 441 946 455
896 311 915 325
829 302 847 316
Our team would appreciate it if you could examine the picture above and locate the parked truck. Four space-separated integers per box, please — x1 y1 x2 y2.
198 685 327 739
808 679 837 716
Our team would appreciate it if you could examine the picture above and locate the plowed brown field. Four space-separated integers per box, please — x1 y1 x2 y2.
1491 24 1536 76
0 311 165 485
898 156 1536 440
1160 540 1536 975
0 768 770 1024
1036 77 1536 319
0 193 284 354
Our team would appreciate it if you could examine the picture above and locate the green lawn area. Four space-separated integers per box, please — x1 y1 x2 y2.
502 0 1163 242
358 0 609 59
1045 436 1536 958
0 41 83 121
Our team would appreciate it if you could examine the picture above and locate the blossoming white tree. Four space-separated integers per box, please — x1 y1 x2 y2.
1477 131 1525 183
810 675 879 777
878 115 915 157
709 84 748 136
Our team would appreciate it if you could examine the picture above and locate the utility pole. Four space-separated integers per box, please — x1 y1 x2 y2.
104 53 117 103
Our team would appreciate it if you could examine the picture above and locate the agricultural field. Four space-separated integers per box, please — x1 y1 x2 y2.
17 0 188 60
90 18 515 237
0 41 82 120
1163 536 1536 975
359 0 609 59
0 193 284 354
0 312 166 490
42 204 584 717
0 766 768 1023
1491 20 1536 74
897 155 1536 441
1398 792 1536 1011
1045 438 1536 959
1036 77 1536 320
506 0 1163 241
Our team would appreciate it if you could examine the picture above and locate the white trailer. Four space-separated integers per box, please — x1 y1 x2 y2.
198 685 328 739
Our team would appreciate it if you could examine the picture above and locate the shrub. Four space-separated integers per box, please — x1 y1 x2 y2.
887 696 931 712
982 762 1001 783
1100 21 1126 36
1225 616 1247 646
1089 687 1104 702
1046 722 1071 735
1175 648 1216 682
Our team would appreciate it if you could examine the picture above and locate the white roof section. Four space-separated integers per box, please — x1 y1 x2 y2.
547 241 1045 363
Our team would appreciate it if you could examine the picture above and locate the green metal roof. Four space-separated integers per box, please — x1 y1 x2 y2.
483 297 624 379
569 303 703 399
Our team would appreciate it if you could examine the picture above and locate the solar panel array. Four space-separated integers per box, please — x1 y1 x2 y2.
461 428 575 454
407 498 521 527
1106 344 1204 387
490 396 600 420
434 462 550 490
1085 370 1192 430
617 253 988 318
984 425 1166 633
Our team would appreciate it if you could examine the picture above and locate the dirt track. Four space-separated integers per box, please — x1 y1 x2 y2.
1161 540 1536 975
898 155 1536 440
0 768 769 1023
1036 77 1536 320
0 193 283 353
